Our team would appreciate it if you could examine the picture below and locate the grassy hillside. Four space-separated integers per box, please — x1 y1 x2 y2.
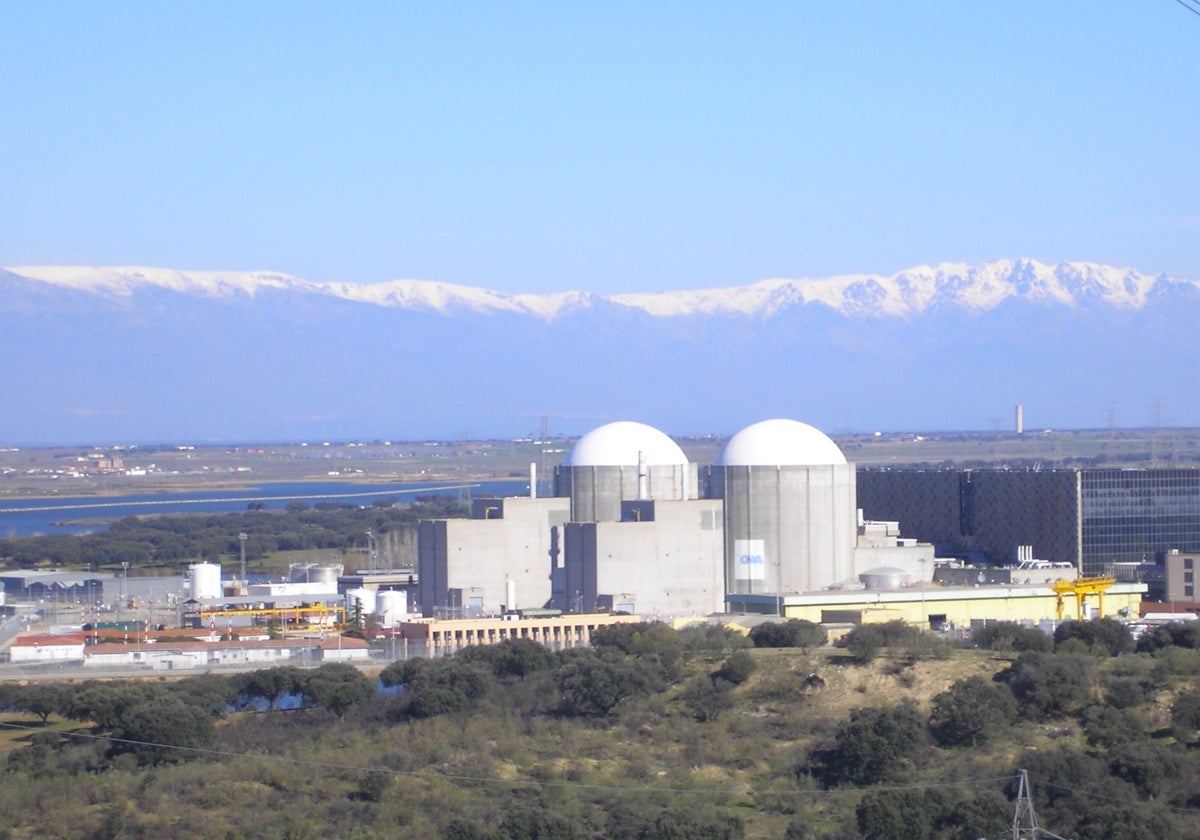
2 621 1199 839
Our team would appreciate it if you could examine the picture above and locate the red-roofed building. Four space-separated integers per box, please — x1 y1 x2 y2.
9 633 87 662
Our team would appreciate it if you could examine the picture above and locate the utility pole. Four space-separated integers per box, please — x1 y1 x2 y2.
239 532 248 585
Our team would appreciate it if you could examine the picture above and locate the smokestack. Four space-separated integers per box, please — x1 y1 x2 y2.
1015 404 1024 435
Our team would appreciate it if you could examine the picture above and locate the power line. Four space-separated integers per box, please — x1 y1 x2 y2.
1174 0 1200 17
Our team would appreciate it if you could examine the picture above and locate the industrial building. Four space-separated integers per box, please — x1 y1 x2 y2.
417 419 944 623
857 467 1200 577
0 571 112 604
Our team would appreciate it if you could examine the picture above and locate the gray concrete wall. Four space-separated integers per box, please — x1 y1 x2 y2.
718 464 857 593
562 500 725 618
557 464 699 522
418 497 569 617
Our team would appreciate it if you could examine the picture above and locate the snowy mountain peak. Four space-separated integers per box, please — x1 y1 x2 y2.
4 260 1193 321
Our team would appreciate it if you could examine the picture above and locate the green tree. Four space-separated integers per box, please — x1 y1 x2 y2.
1136 621 1200 653
1107 740 1187 798
1080 704 1144 749
929 676 1017 747
457 637 555 679
712 650 756 685
678 624 753 657
12 685 69 724
1054 618 1134 656
970 621 1052 652
555 649 658 717
840 624 885 663
111 697 214 765
749 619 827 649
300 663 374 717
855 789 933 840
812 702 928 787
998 652 1097 720
381 656 495 719
681 676 736 722
1170 690 1200 741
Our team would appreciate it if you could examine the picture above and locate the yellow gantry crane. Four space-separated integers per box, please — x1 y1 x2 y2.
1049 575 1116 621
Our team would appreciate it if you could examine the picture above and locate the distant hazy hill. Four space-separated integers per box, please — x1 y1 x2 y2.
3 260 1198 444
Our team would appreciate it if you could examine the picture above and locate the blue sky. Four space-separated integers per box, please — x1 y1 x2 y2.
3 2 1198 295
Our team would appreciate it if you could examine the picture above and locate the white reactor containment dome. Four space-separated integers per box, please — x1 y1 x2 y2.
563 421 689 467
717 418 846 467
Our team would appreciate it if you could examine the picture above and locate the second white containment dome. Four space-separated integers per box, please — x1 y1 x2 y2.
714 418 857 594
717 418 846 467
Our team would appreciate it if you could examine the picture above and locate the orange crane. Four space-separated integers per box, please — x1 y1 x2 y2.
1049 576 1116 621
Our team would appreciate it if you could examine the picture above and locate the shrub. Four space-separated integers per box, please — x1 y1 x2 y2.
1170 690 1200 741
1053 618 1134 657
713 650 756 686
555 649 659 717
839 625 885 663
1080 705 1145 749
381 657 496 719
997 652 1097 720
678 624 753 657
1136 621 1200 653
1104 676 1146 710
299 663 375 717
812 702 928 787
970 621 1052 652
681 677 736 722
457 638 556 679
749 620 827 650
929 676 1017 747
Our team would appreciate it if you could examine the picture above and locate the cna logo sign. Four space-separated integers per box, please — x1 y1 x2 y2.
734 539 766 581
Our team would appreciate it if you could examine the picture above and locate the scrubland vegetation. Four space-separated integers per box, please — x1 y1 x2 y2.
2 618 1200 839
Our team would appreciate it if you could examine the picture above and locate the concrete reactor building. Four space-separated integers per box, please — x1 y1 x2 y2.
710 419 858 594
417 418 947 622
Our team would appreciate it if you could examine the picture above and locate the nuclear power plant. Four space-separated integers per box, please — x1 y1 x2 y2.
416 418 1143 627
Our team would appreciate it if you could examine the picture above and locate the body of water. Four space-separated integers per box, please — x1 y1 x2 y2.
0 480 528 537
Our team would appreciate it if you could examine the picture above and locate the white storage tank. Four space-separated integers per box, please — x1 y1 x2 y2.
288 563 343 589
375 590 407 627
859 567 908 591
309 564 342 589
188 562 223 601
346 587 377 617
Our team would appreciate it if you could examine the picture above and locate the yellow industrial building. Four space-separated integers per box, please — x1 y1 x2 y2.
727 580 1144 628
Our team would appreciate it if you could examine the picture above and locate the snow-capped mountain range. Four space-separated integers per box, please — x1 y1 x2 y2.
2 259 1197 444
7 259 1190 320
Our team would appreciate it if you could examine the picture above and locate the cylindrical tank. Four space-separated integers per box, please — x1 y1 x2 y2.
375 590 407 626
346 587 377 616
188 562 222 600
859 567 908 591
309 564 342 590
715 419 858 594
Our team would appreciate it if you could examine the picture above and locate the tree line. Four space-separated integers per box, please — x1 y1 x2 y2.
0 495 466 572
2 617 1200 838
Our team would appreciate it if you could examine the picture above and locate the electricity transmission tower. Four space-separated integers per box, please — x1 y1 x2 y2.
1011 769 1068 840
